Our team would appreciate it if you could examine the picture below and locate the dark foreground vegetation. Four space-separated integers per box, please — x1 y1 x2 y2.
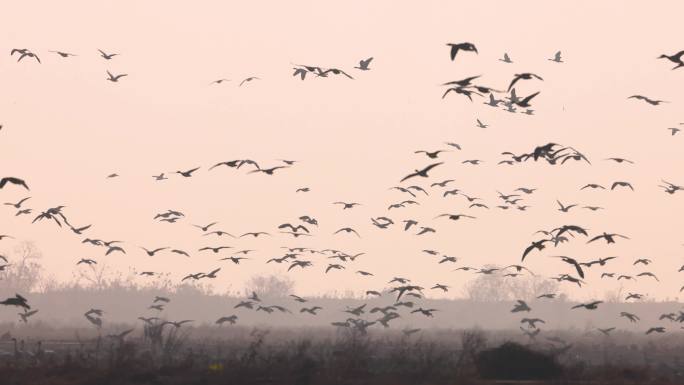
0 327 683 385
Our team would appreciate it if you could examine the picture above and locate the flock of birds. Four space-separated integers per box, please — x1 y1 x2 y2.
1 42 684 341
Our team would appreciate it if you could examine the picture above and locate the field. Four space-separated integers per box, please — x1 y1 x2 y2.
1 324 684 385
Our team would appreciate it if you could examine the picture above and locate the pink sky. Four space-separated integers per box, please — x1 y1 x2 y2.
1 0 683 301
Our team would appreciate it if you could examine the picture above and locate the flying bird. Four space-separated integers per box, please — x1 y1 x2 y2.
628 95 667 105
447 42 477 60
400 162 443 183
0 177 29 190
354 57 373 71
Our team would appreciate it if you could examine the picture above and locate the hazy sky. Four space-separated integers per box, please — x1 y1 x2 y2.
1 1 683 301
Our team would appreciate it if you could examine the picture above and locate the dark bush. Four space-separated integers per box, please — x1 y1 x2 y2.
475 342 563 380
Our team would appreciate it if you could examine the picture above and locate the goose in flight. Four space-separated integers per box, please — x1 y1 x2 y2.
1 294 30 310
508 73 543 92
300 306 322 315
354 57 373 71
49 50 77 57
69 224 92 235
499 53 512 63
334 227 360 237
668 127 681 136
628 95 667 105
442 75 481 87
660 180 683 194
447 42 477 60
77 258 97 265
249 166 288 175
411 308 438 317
620 312 640 323
484 93 502 107
587 232 629 244
290 294 307 303
333 201 361 209
442 87 482 101
221 256 249 264
194 222 218 232
320 68 354 79
516 187 536 194
550 256 584 278
416 226 435 235
162 320 194 328
325 264 344 273
431 284 449 292
240 231 270 238
521 318 545 328
511 300 531 313
0 177 29 190
548 51 563 62
98 49 118 59
239 76 261 86
4 197 31 209
431 179 454 188
414 150 448 159
435 213 476 221
344 304 367 316
658 50 684 70
636 272 659 281
19 309 38 323
292 67 309 80
476 118 488 128
171 249 190 257
13 49 41 63
278 223 309 233
556 200 577 213
176 167 200 177
106 71 127 82
605 157 633 164
204 230 235 238
288 260 313 271
581 183 605 190
15 209 32 216
198 246 232 253
581 256 617 267
512 91 540 108
234 301 255 309
598 327 615 336
210 78 230 85
611 181 634 191
209 160 242 170
632 258 653 266
106 245 126 256
646 327 666 335
141 247 167 257
400 162 443 183
299 215 318 226
152 173 168 181
521 239 551 261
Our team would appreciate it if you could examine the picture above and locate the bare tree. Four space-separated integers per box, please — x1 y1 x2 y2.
464 266 559 301
244 274 294 299
0 241 44 294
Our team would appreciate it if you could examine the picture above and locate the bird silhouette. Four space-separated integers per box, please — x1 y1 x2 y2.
98 49 118 59
106 71 127 82
354 57 373 70
548 51 563 62
0 177 29 190
629 95 667 105
658 50 684 70
447 42 477 60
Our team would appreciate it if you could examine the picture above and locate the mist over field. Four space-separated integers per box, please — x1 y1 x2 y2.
2 0 684 383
